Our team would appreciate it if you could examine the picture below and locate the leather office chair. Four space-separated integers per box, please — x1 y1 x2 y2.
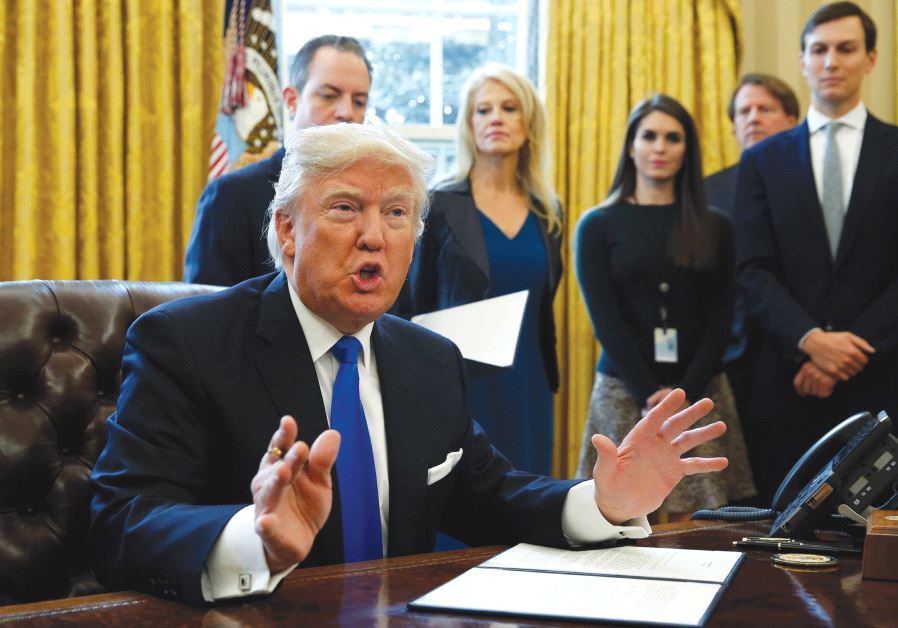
0 280 220 604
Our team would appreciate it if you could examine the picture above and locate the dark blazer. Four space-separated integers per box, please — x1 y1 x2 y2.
734 114 898 499
706 163 750 366
400 178 563 391
705 164 739 218
89 272 575 605
183 148 284 286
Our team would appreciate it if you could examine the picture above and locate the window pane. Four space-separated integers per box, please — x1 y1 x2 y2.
366 40 431 125
441 15 518 124
282 1 531 128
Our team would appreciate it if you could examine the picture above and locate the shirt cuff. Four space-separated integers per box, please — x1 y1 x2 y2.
561 480 651 545
200 505 297 601
798 327 822 351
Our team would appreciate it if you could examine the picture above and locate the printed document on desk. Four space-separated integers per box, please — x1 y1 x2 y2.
410 290 528 367
409 543 744 626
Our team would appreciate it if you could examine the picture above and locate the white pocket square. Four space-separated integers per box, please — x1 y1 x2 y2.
427 448 463 485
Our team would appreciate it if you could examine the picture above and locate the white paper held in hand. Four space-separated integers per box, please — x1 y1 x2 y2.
411 290 528 367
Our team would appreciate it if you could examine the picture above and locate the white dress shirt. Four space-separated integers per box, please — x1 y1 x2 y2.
200 280 650 601
807 102 866 214
798 102 867 349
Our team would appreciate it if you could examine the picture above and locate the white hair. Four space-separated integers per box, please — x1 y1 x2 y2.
265 124 434 269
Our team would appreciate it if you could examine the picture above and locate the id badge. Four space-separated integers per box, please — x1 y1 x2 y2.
654 327 678 363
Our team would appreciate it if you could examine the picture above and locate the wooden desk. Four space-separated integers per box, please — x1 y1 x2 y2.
2 521 895 626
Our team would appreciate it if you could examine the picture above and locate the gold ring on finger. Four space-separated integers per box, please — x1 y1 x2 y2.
267 446 283 460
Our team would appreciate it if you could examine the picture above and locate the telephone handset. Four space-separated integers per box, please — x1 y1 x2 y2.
769 411 898 538
771 412 878 511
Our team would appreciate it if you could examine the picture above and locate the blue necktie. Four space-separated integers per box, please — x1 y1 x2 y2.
330 336 383 562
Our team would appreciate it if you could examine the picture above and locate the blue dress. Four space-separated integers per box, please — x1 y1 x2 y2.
466 211 554 476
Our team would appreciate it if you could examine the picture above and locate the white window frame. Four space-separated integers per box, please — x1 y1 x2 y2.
276 0 543 143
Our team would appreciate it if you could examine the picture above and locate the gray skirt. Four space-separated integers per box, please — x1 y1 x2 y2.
576 372 757 512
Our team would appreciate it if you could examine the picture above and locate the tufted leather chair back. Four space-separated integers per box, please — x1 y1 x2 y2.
0 280 221 604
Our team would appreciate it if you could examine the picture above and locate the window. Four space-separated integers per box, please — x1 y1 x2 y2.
279 0 542 173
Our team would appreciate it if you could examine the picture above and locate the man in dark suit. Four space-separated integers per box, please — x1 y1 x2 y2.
705 74 798 424
91 124 730 606
183 35 371 286
734 1 898 503
706 74 799 215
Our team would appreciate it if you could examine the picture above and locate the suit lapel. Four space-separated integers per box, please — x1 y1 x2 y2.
372 319 429 556
252 273 329 445
439 180 490 281
792 123 836 268
439 179 560 294
532 200 560 293
836 115 890 267
251 273 344 564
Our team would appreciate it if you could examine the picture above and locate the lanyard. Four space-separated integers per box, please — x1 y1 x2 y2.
658 281 670 331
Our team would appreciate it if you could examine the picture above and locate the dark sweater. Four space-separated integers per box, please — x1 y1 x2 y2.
574 201 734 405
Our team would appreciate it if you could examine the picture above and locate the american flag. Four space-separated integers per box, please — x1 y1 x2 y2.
208 0 282 181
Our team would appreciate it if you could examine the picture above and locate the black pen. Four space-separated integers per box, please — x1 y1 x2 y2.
733 537 862 555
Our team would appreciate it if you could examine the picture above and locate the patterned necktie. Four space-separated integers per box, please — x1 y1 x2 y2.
821 121 844 258
329 335 383 562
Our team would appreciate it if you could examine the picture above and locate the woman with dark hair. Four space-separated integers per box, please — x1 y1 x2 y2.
402 64 561 476
574 94 755 517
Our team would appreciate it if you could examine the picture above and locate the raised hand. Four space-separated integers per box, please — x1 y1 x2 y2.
250 416 340 573
801 329 874 381
793 360 836 398
644 388 672 414
643 387 688 417
590 389 728 525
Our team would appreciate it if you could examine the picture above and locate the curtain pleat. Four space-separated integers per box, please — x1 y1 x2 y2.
6 2 78 279
547 0 742 478
0 1 222 281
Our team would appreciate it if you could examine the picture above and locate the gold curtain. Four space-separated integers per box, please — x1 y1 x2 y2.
0 1 222 281
546 0 742 478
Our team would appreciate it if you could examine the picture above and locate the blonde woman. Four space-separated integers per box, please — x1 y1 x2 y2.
402 64 561 476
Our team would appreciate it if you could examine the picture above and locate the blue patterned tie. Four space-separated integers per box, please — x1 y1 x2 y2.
330 336 383 562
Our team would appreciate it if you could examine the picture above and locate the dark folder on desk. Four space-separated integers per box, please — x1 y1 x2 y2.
409 543 744 627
